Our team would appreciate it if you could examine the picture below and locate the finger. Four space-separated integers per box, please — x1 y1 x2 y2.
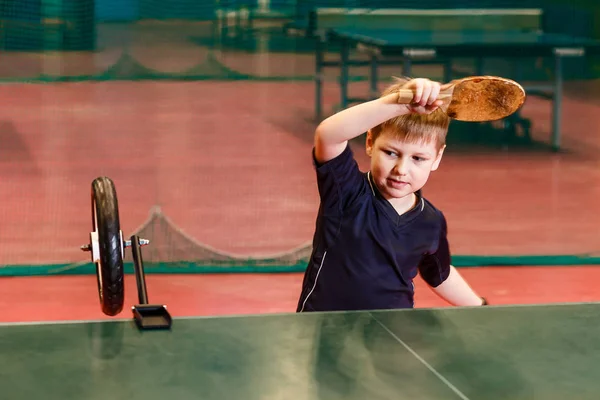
427 99 444 110
413 105 429 115
424 104 440 113
420 83 432 107
428 83 441 105
413 80 423 104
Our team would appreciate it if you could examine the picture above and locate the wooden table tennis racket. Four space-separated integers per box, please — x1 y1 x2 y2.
397 76 526 122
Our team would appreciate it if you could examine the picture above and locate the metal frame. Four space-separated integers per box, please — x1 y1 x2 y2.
313 31 598 151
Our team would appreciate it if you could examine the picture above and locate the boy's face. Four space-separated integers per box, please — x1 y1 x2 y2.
366 130 445 201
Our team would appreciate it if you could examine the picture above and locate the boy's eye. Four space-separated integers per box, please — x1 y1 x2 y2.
413 155 430 162
384 150 397 157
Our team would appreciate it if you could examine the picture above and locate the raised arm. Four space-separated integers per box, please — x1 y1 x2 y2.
314 78 444 163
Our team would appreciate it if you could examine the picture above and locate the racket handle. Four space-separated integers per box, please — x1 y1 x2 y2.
396 89 451 104
396 89 415 104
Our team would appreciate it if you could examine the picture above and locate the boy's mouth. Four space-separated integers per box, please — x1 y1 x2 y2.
387 177 408 189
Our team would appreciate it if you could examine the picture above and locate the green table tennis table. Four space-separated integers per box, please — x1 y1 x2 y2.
285 8 600 151
3 302 600 399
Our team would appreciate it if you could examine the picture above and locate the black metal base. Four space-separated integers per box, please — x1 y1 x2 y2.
132 304 172 330
130 234 172 330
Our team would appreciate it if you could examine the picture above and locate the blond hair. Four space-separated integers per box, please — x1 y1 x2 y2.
370 77 450 150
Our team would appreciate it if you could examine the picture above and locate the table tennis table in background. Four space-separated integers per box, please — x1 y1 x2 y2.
2 302 600 399
285 7 600 151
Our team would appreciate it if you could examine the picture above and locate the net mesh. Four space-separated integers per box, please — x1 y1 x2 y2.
1 0 600 275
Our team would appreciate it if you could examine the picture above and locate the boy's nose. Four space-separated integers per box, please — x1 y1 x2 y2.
394 159 409 175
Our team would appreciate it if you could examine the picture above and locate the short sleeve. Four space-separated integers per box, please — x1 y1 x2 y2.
313 144 366 215
417 214 451 287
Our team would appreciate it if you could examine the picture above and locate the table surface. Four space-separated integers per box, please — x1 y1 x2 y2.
2 302 600 400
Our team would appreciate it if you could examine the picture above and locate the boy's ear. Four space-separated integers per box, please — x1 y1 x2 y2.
365 130 374 156
431 145 446 171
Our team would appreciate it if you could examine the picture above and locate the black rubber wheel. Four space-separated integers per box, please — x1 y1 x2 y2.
91 177 124 316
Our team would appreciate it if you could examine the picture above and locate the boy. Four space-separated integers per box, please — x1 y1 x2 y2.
297 77 486 312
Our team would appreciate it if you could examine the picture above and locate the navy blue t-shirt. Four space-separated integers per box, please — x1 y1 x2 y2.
297 144 451 312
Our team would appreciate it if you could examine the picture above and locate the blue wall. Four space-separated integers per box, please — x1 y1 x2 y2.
90 0 599 39
94 0 219 21
96 0 138 21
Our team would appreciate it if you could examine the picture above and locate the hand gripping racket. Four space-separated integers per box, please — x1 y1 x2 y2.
397 76 526 122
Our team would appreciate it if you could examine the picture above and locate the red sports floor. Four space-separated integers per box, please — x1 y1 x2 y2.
2 80 600 265
2 266 599 323
1 75 600 323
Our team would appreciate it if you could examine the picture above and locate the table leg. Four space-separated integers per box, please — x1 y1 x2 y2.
403 58 412 77
475 57 484 75
315 36 323 120
552 54 563 151
444 59 452 82
340 38 350 110
370 53 378 99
